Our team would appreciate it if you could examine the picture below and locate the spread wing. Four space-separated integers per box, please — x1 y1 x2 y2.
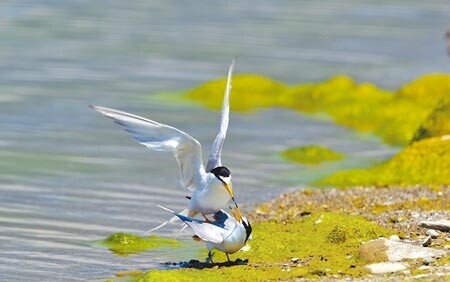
91 105 206 191
205 58 235 172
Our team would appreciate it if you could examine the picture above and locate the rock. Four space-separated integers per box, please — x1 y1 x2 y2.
426 229 439 238
360 237 445 263
365 262 409 274
291 257 299 264
418 220 450 232
359 238 389 262
422 235 432 247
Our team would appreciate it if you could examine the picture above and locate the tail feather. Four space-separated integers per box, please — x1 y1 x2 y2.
175 223 189 239
145 208 189 234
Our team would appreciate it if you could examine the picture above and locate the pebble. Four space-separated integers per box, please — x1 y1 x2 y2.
389 235 401 242
423 256 434 265
426 229 439 239
421 236 432 247
314 215 323 224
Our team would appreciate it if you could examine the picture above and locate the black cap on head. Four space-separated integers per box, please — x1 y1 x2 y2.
210 166 231 179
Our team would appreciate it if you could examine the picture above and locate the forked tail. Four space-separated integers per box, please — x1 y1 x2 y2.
145 208 189 234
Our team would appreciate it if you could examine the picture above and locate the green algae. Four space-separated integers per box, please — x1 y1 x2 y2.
412 96 450 142
186 74 288 111
317 137 450 187
135 265 307 282
396 73 450 105
184 72 450 146
102 232 181 256
132 212 393 281
281 145 344 165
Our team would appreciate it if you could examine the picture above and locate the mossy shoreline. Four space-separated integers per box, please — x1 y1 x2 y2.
120 212 394 281
105 186 449 282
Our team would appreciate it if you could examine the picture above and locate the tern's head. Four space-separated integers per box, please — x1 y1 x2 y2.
210 166 234 200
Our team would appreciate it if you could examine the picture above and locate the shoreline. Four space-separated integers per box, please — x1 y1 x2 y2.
129 185 449 281
249 185 450 281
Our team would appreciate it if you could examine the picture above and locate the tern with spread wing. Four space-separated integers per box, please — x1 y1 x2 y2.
90 59 238 231
158 205 252 262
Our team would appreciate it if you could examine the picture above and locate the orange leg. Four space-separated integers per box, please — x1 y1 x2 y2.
202 214 211 223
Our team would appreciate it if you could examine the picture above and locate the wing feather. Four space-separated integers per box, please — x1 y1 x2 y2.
91 105 205 191
205 58 235 172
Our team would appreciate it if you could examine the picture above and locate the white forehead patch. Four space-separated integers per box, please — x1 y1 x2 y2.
220 175 231 184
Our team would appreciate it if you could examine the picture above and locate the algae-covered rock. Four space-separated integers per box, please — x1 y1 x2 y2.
186 74 287 111
396 73 450 106
102 232 180 256
317 137 450 187
184 72 450 146
412 96 450 142
281 145 344 165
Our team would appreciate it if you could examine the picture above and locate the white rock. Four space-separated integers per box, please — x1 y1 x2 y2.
419 220 450 232
386 238 444 261
366 262 408 274
426 229 439 239
359 237 446 263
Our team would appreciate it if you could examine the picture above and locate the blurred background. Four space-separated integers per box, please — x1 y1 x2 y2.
0 1 449 281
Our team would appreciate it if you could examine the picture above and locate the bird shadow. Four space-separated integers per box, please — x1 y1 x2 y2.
162 258 249 269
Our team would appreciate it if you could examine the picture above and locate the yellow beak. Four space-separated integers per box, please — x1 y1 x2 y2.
230 206 243 222
224 183 235 201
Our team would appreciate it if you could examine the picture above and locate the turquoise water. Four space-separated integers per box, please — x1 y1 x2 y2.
0 1 449 281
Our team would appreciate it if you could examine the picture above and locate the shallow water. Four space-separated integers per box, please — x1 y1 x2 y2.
0 1 449 281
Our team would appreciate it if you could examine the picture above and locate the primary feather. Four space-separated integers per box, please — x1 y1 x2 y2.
205 58 235 172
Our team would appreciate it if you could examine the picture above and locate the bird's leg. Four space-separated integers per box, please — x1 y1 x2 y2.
208 250 214 264
226 253 231 262
202 214 212 223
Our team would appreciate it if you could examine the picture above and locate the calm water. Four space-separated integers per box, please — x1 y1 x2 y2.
0 1 449 281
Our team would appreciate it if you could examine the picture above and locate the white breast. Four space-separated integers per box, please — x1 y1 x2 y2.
189 176 232 215
207 222 246 254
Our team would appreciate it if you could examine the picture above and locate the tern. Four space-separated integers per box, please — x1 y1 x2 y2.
158 205 252 262
90 59 238 230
